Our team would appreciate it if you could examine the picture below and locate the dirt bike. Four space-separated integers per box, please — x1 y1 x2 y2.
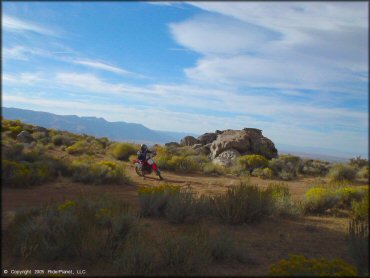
133 151 163 180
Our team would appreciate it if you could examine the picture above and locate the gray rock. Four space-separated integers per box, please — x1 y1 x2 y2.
192 144 203 149
213 149 240 167
197 132 218 145
16 130 34 143
180 136 200 146
210 129 277 159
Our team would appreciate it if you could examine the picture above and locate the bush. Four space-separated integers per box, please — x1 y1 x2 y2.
207 229 246 263
237 154 269 172
304 184 367 214
351 197 369 221
7 197 140 262
70 160 131 185
356 166 369 179
211 181 274 224
349 156 368 169
167 155 200 173
138 184 181 217
327 163 356 182
202 162 225 176
114 236 157 275
268 254 357 276
66 139 105 155
347 219 369 276
301 159 330 176
158 230 211 275
109 142 137 161
267 183 303 218
268 155 303 180
164 189 199 224
52 134 75 146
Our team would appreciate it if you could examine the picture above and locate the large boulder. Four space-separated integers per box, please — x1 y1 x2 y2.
180 136 200 146
210 128 277 159
212 149 240 167
197 132 218 145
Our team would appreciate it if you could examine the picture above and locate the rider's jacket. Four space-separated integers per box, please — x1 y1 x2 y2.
137 149 153 161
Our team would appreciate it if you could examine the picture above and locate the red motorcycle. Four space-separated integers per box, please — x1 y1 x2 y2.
133 151 163 180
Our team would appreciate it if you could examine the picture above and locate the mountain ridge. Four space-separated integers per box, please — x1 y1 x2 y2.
2 107 197 145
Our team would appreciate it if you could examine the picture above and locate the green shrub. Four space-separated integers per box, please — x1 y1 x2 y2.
70 160 131 185
349 156 368 169
2 143 24 160
114 236 157 275
268 254 357 276
109 142 137 161
356 166 369 179
327 163 356 182
8 126 23 138
351 197 369 221
301 159 330 176
267 183 303 217
347 219 369 276
52 134 75 146
2 160 33 187
66 139 105 155
211 181 274 224
164 189 199 224
202 162 225 176
207 229 246 263
138 184 181 217
167 155 200 173
7 197 139 262
268 155 303 180
237 154 269 172
158 230 211 275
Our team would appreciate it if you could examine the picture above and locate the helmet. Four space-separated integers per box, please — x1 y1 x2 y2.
141 144 148 151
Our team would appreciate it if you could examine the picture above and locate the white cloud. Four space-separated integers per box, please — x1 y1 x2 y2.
73 59 132 76
3 45 51 61
172 2 368 93
2 15 58 36
169 14 274 55
3 72 44 84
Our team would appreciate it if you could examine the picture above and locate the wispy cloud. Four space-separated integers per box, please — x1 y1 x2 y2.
3 45 51 61
72 59 132 76
2 14 58 36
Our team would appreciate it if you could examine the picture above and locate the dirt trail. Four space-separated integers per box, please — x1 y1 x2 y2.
2 164 315 229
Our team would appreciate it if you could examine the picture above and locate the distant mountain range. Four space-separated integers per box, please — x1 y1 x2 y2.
2 107 197 145
2 107 364 161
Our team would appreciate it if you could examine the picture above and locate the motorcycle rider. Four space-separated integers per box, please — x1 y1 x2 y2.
137 144 162 178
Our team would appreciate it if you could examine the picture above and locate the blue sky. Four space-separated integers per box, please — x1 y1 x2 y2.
2 1 368 158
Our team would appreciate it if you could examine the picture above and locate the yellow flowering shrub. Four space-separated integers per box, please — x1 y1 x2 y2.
304 184 368 213
58 200 77 212
268 254 357 276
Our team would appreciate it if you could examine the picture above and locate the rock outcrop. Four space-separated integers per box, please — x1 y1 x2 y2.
180 136 199 146
175 127 278 166
197 132 218 145
212 149 240 167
